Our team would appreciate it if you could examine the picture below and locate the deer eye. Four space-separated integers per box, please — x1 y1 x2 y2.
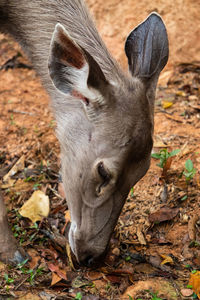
96 162 111 195
98 162 109 181
94 160 114 196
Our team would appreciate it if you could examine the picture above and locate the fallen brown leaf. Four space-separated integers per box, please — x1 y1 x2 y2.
149 206 179 223
158 70 174 85
136 224 146 245
17 293 41 300
165 114 183 123
48 263 68 282
188 215 199 240
66 242 75 270
100 267 134 276
121 279 178 299
28 249 40 269
41 247 59 260
19 190 49 222
51 272 62 286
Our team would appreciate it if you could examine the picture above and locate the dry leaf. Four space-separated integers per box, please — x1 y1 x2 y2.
149 206 179 223
1 178 15 189
51 272 62 286
19 190 49 222
153 136 168 148
153 141 168 148
176 91 186 97
66 242 75 270
17 293 41 300
188 215 199 240
1 178 32 191
165 114 183 123
48 263 68 281
189 271 200 298
158 70 173 86
64 210 71 224
160 254 174 265
61 210 71 234
136 225 146 245
41 247 59 260
122 279 178 299
28 249 40 269
162 100 173 109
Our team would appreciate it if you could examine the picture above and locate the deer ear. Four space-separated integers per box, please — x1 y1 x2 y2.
125 13 169 80
48 23 108 98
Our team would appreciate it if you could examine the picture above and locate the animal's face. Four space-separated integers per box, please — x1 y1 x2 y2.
58 79 153 264
48 13 168 265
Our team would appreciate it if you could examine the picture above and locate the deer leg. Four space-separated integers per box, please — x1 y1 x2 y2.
0 192 26 265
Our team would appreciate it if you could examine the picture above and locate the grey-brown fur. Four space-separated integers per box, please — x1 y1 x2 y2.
0 0 121 86
0 0 168 265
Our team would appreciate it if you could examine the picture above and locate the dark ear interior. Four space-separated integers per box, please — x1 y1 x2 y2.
82 49 108 90
125 13 169 79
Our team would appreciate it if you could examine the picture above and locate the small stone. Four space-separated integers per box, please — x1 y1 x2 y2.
180 288 193 297
112 247 120 256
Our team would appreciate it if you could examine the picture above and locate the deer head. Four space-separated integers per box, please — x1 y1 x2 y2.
48 13 168 266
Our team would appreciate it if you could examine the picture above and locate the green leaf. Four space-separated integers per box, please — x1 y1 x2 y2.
75 292 82 300
130 187 134 197
185 159 194 172
151 153 161 159
125 256 131 261
181 195 188 201
185 264 191 269
169 149 180 157
4 274 8 281
187 285 193 289
157 161 164 168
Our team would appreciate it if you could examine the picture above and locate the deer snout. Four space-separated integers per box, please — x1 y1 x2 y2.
68 223 107 266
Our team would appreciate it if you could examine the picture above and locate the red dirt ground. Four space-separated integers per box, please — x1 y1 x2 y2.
0 1 200 299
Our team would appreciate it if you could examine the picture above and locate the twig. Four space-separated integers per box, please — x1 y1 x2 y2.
14 274 29 290
8 109 35 116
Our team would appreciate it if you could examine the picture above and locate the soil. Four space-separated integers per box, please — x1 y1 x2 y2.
0 1 200 299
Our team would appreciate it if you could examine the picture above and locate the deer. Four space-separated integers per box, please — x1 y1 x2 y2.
0 0 168 267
